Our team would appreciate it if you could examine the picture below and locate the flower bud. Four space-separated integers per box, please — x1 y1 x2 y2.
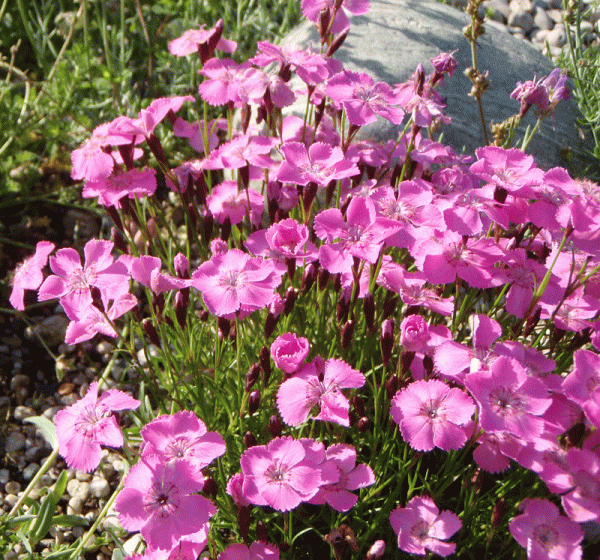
264 312 280 340
142 318 161 347
152 292 165 316
245 363 261 392
244 431 257 448
175 290 188 330
218 317 231 339
194 173 208 206
366 540 385 560
352 395 365 417
491 497 506 529
146 133 167 166
357 416 370 433
203 212 214 245
332 273 342 293
283 287 298 316
107 206 124 232
256 520 268 542
301 263 318 295
111 228 128 253
363 292 375 332
318 267 330 291
259 345 272 384
382 291 398 320
248 390 261 415
202 476 218 499
269 415 283 438
341 320 354 350
285 257 296 281
337 294 350 323
220 216 232 242
238 505 251 543
381 319 394 368
386 375 399 399
423 354 434 376
302 181 319 210
174 253 190 278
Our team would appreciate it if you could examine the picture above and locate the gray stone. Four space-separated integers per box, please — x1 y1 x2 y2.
547 8 563 23
90 477 110 498
533 5 553 29
25 314 69 347
22 463 39 481
6 431 25 453
546 24 567 46
13 405 36 421
5 481 21 495
531 28 550 42
508 9 535 32
509 0 533 12
486 0 510 23
283 0 595 173
531 0 550 8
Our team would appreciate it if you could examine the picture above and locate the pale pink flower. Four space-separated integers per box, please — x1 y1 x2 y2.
277 358 365 426
307 444 375 512
116 455 216 551
245 218 318 263
218 542 279 560
9 241 55 311
131 256 191 294
240 436 329 511
140 410 226 473
270 333 310 374
82 168 157 207
389 495 461 557
168 21 237 58
206 180 264 226
509 498 583 560
38 239 130 320
399 315 430 352
191 249 284 316
390 379 475 452
54 381 140 472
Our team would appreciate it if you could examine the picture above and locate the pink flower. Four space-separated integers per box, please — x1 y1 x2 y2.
324 70 405 126
203 135 277 171
307 444 375 512
276 141 359 187
390 379 475 452
116 455 216 551
270 333 310 374
38 239 130 320
277 358 365 426
226 472 250 507
218 542 279 560
465 356 553 441
9 241 55 311
191 249 284 316
389 495 461 557
206 180 264 226
168 20 237 59
82 168 157 207
509 498 583 560
54 381 140 472
240 436 328 511
245 218 318 263
131 256 191 294
399 315 430 352
140 410 226 473
64 293 137 344
560 448 600 523
301 0 371 35
199 59 261 106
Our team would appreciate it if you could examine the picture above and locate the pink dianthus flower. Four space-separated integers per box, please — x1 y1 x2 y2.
9 241 55 311
54 381 140 472
270 333 310 374
389 495 462 557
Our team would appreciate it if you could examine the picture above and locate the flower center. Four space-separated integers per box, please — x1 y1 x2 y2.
145 481 180 519
533 524 558 550
220 270 246 289
489 387 523 417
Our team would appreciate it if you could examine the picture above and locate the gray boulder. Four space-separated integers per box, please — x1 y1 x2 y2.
283 0 595 174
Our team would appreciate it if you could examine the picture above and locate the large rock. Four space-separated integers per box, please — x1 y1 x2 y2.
283 0 595 174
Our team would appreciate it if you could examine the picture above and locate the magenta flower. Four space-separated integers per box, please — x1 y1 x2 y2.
270 333 310 374
240 436 328 511
191 249 284 316
308 444 375 512
64 293 137 344
9 241 55 311
314 196 400 273
199 59 261 106
131 256 191 294
168 21 237 58
399 315 431 352
82 168 157 207
465 356 552 441
116 455 216 551
276 141 359 187
389 495 462 557
54 381 140 472
560 448 600 523
301 0 371 35
324 70 405 126
218 542 279 560
390 379 476 452
140 410 226 473
206 180 264 226
509 498 583 560
203 135 277 171
245 218 318 263
38 239 130 320
277 358 365 426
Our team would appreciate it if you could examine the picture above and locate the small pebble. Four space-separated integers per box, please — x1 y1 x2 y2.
58 382 76 395
76 470 93 482
0 469 9 484
67 495 85 515
13 405 36 421
60 393 78 406
10 374 30 392
22 463 40 481
4 494 19 508
5 480 21 495
6 431 26 453
90 477 111 498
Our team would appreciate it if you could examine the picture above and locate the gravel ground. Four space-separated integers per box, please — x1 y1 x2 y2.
2 1 600 558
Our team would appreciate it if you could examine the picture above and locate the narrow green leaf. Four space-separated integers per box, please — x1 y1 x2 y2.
52 469 68 501
29 490 60 545
24 415 58 451
52 514 90 528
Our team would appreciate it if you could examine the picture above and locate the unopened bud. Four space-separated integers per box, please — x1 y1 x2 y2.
259 346 272 384
220 216 232 241
269 415 283 438
248 390 261 415
202 476 218 499
175 290 189 330
244 431 257 448
400 350 415 375
142 318 161 347
301 263 317 295
284 287 298 316
363 292 375 332
366 540 385 560
352 395 365 417
491 497 506 529
341 320 354 350
318 267 330 291
382 291 398 320
264 312 280 339
256 520 268 542
218 317 231 339
302 181 319 210
332 273 342 293
245 363 261 392
386 375 399 399
238 506 251 543
357 416 370 433
111 228 128 253
381 319 394 368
